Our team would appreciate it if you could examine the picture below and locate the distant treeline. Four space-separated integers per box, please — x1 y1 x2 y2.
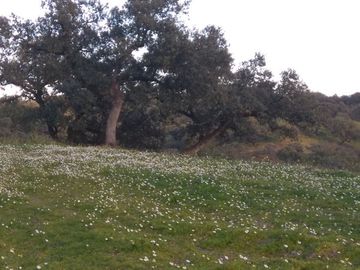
0 0 359 170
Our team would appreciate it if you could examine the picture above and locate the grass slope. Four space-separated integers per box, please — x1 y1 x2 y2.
0 145 359 269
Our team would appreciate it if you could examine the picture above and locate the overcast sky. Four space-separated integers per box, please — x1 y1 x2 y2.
1 0 360 96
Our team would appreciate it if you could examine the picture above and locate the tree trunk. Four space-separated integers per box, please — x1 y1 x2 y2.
183 120 231 155
46 123 58 140
34 94 59 140
105 79 125 146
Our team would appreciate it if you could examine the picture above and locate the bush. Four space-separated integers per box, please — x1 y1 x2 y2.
272 118 300 140
327 114 360 144
233 117 271 143
306 143 360 171
0 117 12 137
0 100 42 134
0 99 59 144
277 143 304 162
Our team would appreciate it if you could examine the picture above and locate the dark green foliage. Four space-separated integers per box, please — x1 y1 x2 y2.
119 98 165 150
342 93 360 121
0 99 41 135
271 69 316 124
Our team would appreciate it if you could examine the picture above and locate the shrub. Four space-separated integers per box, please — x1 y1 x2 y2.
306 143 360 171
233 117 271 143
277 143 304 162
0 100 42 134
272 118 300 140
0 117 12 137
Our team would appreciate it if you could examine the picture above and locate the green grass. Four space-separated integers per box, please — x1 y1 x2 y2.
0 144 359 269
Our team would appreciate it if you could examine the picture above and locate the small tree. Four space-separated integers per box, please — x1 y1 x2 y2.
329 114 360 144
0 15 66 138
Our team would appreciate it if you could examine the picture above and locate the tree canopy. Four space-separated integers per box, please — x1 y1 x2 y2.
1 0 358 154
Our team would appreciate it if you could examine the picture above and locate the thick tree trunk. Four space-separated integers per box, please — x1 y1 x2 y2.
46 123 58 140
105 80 125 146
34 94 59 140
183 120 231 155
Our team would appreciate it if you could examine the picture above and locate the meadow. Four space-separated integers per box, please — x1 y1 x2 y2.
0 144 359 269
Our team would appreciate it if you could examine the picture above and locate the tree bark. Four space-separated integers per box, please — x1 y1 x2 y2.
182 111 259 155
183 120 231 155
105 79 125 146
46 123 58 140
34 93 59 140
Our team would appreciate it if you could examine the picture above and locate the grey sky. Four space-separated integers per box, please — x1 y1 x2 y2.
1 0 359 96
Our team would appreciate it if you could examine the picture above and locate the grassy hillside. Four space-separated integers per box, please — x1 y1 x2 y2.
0 145 359 269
